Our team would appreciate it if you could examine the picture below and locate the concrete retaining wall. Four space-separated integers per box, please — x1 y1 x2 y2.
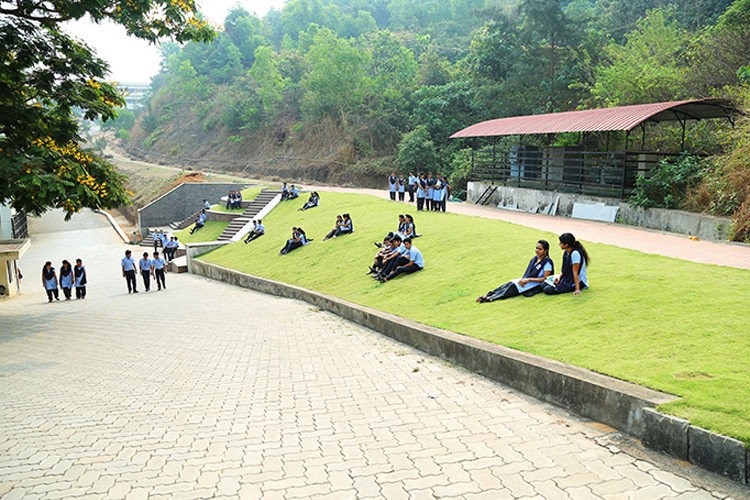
138 182 250 235
190 258 750 484
189 258 675 437
468 182 732 241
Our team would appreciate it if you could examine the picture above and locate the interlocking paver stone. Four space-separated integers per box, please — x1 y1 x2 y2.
0 210 732 498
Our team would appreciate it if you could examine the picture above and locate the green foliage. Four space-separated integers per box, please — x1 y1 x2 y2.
102 108 136 131
397 126 440 173
590 9 688 106
630 154 706 209
116 129 130 141
0 0 215 218
250 46 284 116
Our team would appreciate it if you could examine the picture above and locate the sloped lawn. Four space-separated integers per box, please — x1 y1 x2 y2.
199 191 750 443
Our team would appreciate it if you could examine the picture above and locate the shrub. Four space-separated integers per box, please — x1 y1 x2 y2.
630 153 706 209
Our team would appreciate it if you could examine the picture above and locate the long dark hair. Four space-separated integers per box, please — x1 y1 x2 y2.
537 239 550 258
559 233 589 265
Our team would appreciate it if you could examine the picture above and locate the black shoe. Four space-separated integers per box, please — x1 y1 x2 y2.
374 242 382 248
133 290 139 293
377 276 386 283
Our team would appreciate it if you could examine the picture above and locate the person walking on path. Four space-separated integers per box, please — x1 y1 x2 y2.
42 261 59 302
74 259 87 299
152 251 167 291
121 250 138 293
139 252 152 292
59 260 74 300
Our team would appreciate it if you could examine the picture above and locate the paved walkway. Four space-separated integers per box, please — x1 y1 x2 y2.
0 211 742 499
307 185 750 271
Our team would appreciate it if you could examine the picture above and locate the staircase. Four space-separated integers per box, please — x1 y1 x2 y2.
217 189 282 241
169 209 203 231
475 185 498 206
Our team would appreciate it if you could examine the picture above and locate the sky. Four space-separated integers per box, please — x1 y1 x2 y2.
65 0 286 84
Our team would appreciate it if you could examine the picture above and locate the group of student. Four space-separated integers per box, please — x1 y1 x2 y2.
244 219 265 243
298 191 320 211
280 183 299 201
367 233 424 284
389 172 450 212
42 259 87 302
323 213 353 240
120 249 168 293
225 191 243 210
475 233 589 302
151 229 180 261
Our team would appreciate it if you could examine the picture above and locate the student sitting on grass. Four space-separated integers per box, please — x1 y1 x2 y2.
323 215 343 240
476 240 554 303
374 235 409 280
376 238 423 283
279 227 310 255
543 233 589 295
189 210 206 234
404 214 420 238
367 236 396 274
244 219 265 244
299 192 320 211
289 185 299 200
281 183 289 201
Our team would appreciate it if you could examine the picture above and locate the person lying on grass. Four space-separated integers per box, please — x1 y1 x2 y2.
476 240 554 303
279 227 310 255
299 192 320 211
376 238 423 283
543 232 589 296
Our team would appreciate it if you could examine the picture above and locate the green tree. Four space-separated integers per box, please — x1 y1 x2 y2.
397 126 441 173
300 28 370 125
590 9 688 106
0 0 215 218
250 46 285 117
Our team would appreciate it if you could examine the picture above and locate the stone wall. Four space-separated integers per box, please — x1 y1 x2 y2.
468 182 732 241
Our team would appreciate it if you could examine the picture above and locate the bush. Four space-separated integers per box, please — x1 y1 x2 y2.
630 154 706 209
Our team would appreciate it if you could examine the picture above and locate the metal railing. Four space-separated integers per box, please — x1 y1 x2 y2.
11 211 28 239
469 149 681 199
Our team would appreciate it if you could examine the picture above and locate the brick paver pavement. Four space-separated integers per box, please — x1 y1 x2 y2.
306 185 750 271
0 211 740 499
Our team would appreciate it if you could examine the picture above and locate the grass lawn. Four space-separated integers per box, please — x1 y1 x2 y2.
175 221 229 244
199 191 750 443
211 186 265 213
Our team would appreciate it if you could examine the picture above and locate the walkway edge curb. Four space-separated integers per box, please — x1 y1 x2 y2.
190 260 673 433
191 259 750 485
94 209 129 244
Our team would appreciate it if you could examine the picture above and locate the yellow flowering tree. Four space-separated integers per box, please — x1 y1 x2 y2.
0 0 215 218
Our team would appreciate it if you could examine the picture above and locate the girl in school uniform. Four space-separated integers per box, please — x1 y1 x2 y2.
543 233 590 295
416 173 427 211
280 227 309 255
388 173 398 201
42 261 59 302
323 215 344 240
59 260 74 300
398 175 406 201
476 240 554 302
74 259 87 299
426 172 435 210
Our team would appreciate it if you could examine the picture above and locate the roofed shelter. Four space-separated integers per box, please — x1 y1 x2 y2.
450 98 740 200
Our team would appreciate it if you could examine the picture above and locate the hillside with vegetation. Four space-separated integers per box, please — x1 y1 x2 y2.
112 0 750 240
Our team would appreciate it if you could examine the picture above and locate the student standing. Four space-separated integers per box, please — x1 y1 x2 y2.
42 261 59 302
398 175 406 202
416 173 427 211
59 260 74 300
74 259 87 299
407 172 416 203
388 173 398 201
139 252 152 292
152 251 167 291
121 250 138 293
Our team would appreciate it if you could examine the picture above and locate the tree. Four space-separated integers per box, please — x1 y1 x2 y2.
0 1 215 218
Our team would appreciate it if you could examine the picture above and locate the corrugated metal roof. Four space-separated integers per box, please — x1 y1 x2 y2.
450 98 737 138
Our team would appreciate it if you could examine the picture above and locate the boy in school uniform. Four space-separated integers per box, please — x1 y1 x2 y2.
121 250 138 293
152 252 167 291
377 238 423 283
407 172 416 203
139 252 152 292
